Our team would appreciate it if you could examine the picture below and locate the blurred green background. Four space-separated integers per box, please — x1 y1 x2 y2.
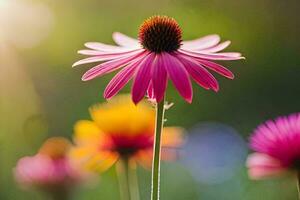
0 0 300 199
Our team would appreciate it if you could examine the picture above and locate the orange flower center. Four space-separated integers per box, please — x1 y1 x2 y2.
138 15 182 53
106 134 153 157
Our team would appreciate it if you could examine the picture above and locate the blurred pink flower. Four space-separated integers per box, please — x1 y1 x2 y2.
14 137 83 195
15 155 79 188
73 15 244 104
247 113 300 179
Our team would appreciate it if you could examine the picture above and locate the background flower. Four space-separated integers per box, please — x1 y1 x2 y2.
70 95 184 171
247 113 300 179
14 137 84 198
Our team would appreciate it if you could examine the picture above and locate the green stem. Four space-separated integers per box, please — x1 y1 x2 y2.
116 158 131 200
128 160 140 200
297 171 300 200
48 189 70 200
151 98 165 200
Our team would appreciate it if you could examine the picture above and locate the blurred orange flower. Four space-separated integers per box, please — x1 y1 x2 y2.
70 95 184 172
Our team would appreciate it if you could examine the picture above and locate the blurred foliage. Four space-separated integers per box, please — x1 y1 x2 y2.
1 0 300 199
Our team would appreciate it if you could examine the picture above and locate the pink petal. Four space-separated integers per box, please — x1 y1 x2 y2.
77 49 138 55
152 54 168 102
14 155 57 184
198 59 234 79
85 42 128 52
178 54 219 91
198 41 231 52
147 82 155 100
73 56 115 67
215 52 242 57
182 34 220 50
104 59 141 99
77 49 132 56
179 49 244 61
112 32 140 47
73 49 143 67
246 153 286 180
132 53 155 104
163 53 193 103
82 51 144 81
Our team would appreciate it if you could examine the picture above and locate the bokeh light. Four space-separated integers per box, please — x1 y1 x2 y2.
0 0 54 48
183 122 247 184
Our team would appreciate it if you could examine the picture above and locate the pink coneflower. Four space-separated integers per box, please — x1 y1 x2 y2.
73 15 244 104
14 137 84 199
247 113 300 180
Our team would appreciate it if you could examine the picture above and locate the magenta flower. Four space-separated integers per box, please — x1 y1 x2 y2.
247 113 300 179
14 137 84 197
73 15 244 104
15 155 79 188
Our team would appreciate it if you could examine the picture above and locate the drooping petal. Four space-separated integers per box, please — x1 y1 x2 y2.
182 34 220 50
198 59 234 79
214 52 242 57
146 82 155 100
246 153 286 180
132 53 155 104
177 54 219 92
179 49 244 61
73 55 121 67
112 32 140 47
78 49 139 55
73 49 143 67
104 58 142 99
163 53 193 103
81 51 145 81
201 41 231 52
85 42 130 52
152 54 168 102
77 50 105 56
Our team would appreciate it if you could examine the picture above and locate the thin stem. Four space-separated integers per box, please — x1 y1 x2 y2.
116 158 131 200
48 189 70 200
128 160 140 200
151 98 165 200
297 171 300 200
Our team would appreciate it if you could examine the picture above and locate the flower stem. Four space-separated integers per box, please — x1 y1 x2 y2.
128 160 140 200
48 189 70 200
116 158 131 200
297 171 300 200
151 98 165 200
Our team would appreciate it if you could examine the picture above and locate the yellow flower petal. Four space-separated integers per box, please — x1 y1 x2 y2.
69 146 97 161
90 95 155 136
85 152 119 172
73 120 104 146
69 146 118 172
